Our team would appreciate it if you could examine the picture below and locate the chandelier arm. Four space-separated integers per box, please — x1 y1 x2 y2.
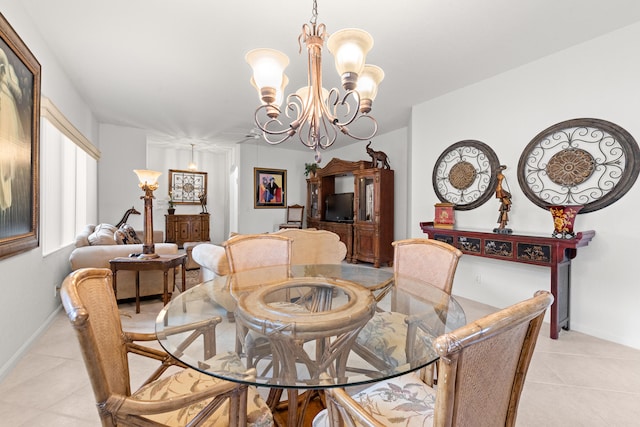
337 114 380 141
253 107 295 144
325 89 360 127
317 111 339 149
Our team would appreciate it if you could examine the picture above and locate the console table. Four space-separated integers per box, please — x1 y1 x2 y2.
165 213 210 248
419 222 595 339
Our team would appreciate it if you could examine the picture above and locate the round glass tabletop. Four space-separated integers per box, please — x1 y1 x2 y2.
156 264 466 390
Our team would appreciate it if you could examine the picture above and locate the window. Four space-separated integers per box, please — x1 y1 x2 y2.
40 98 99 255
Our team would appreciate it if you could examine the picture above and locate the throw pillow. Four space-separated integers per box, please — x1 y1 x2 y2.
114 224 142 245
88 223 118 245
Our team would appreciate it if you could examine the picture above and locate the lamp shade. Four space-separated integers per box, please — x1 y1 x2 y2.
252 74 289 107
246 48 290 103
133 169 161 186
327 28 373 81
357 64 385 102
295 85 330 106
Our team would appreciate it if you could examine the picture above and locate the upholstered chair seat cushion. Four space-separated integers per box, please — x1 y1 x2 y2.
355 311 436 368
133 366 273 426
313 371 436 427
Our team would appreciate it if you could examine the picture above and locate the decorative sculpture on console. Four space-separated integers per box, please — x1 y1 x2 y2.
198 192 208 214
493 165 513 234
365 141 390 169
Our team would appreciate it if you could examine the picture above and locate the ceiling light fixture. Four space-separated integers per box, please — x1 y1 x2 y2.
246 0 384 163
187 143 197 171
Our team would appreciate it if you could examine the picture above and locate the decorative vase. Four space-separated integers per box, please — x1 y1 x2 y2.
549 205 583 238
167 208 176 215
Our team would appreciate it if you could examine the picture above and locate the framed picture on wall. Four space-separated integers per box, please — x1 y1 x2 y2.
169 169 207 204
254 167 286 208
0 13 41 260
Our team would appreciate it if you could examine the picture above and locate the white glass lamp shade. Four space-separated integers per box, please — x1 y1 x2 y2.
295 85 330 106
251 74 289 107
133 169 161 186
327 28 373 90
245 48 290 104
357 64 385 102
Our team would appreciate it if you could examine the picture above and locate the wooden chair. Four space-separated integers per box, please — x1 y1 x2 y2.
278 204 305 229
316 290 554 427
60 268 273 427
353 238 463 376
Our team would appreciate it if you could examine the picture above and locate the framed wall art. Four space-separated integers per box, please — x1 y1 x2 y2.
254 167 286 208
517 118 640 213
168 169 207 205
0 13 41 260
432 140 501 211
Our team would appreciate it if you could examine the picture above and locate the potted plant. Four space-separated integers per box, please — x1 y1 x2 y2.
304 162 318 178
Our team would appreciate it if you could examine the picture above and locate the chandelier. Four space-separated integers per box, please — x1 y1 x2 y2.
245 0 384 163
187 143 197 171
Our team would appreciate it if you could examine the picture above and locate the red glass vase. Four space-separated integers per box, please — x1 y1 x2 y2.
549 205 583 238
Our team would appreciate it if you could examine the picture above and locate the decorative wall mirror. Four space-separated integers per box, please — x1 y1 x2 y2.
432 140 501 210
517 118 640 213
168 169 208 204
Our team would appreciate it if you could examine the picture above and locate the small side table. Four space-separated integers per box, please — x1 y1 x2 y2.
109 253 187 313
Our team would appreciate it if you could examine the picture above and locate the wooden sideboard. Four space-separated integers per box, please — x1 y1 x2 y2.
306 158 394 268
165 214 210 248
419 222 595 339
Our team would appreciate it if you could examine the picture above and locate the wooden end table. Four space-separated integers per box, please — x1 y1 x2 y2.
109 253 187 313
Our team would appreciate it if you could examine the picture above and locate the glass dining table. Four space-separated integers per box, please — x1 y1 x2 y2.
156 264 466 427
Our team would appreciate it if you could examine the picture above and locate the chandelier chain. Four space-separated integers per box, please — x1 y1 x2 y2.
310 0 318 25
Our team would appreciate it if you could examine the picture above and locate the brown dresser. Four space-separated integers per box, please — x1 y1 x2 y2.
165 214 210 248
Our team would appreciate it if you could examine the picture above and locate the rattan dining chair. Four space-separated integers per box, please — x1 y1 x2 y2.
316 290 554 427
353 238 463 379
60 268 273 427
223 234 293 368
223 233 292 274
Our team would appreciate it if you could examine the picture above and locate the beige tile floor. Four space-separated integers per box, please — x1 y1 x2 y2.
1 292 640 426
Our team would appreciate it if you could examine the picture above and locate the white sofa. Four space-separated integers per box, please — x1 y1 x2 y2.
192 228 348 282
69 224 179 300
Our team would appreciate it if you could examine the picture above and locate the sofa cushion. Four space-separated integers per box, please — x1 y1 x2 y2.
88 223 118 246
75 224 96 247
114 224 142 245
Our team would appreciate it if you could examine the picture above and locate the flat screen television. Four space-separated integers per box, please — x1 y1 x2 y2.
325 192 354 223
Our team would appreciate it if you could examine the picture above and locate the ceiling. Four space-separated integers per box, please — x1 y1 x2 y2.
20 0 640 151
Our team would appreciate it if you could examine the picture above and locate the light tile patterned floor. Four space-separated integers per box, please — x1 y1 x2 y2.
1 292 639 426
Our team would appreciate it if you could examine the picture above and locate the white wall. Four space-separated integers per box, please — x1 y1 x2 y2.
410 22 640 348
97 124 148 230
147 144 233 243
237 143 311 234
0 2 98 377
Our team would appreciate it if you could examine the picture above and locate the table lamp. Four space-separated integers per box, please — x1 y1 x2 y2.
133 169 161 259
